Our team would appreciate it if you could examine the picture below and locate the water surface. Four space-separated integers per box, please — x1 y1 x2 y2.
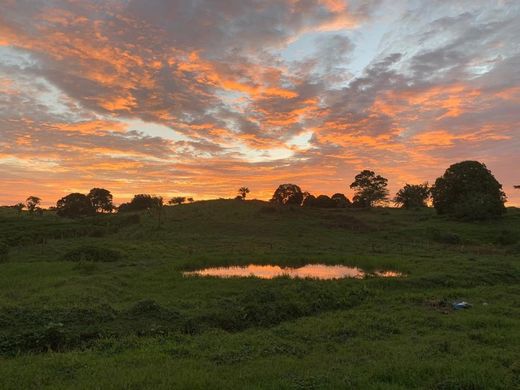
184 264 403 280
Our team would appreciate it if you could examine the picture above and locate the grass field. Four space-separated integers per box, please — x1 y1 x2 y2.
0 200 519 389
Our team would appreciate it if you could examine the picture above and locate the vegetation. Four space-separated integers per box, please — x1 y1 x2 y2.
271 183 304 205
0 201 518 388
56 193 95 218
350 170 389 208
394 183 431 209
432 161 506 220
87 188 114 213
238 187 250 200
25 196 42 214
119 194 163 212
169 196 186 206
0 160 518 387
331 193 351 208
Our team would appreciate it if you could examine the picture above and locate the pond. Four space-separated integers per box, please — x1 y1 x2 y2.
184 264 403 280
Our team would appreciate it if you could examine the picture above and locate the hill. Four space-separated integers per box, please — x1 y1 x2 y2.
0 200 519 388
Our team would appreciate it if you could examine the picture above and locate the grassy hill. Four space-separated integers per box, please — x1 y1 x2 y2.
0 200 519 389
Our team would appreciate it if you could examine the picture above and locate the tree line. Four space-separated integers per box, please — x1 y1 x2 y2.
270 160 509 220
11 160 514 221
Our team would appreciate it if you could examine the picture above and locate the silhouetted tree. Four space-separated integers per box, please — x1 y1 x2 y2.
394 183 430 209
238 187 250 200
515 185 520 189
119 194 163 212
271 184 304 205
331 193 351 208
187 197 194 203
169 196 186 205
56 193 95 218
87 188 114 213
350 170 389 207
302 194 317 208
315 195 336 208
26 196 41 213
431 161 506 220
13 203 25 213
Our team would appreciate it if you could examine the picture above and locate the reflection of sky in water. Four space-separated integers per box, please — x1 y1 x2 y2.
184 264 403 280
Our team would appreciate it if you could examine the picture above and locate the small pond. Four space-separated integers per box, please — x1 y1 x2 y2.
184 264 403 280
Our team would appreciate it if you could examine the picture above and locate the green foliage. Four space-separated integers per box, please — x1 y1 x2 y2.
302 194 317 208
432 161 506 220
331 193 351 208
25 196 41 213
0 201 519 388
61 245 124 262
87 188 114 213
314 195 336 208
394 183 430 209
56 193 96 218
119 194 163 212
271 184 304 205
350 170 389 207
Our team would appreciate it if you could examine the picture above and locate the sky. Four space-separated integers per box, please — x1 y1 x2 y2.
0 0 519 206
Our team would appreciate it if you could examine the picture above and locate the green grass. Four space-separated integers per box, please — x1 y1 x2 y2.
0 200 519 389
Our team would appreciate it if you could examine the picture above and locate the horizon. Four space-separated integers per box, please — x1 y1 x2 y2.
1 1 519 206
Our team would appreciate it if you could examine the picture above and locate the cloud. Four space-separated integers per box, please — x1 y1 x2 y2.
0 0 519 206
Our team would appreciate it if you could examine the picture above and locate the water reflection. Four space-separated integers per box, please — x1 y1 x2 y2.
184 264 403 280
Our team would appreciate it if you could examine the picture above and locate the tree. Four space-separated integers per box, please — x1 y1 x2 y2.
13 203 25 213
187 197 194 203
169 196 186 206
119 194 163 212
515 185 520 189
87 188 114 213
314 195 336 208
350 170 389 207
302 194 317 208
331 193 351 208
431 161 506 220
394 183 430 209
26 196 41 213
56 193 95 218
238 187 250 200
270 184 303 206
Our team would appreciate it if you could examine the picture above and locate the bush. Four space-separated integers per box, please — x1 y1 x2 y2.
62 246 123 262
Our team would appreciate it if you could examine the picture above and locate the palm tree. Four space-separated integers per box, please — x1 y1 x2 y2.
238 187 250 200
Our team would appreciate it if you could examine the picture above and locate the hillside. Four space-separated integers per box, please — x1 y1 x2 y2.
0 200 519 389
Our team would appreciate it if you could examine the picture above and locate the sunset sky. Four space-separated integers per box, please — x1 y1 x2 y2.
1 0 519 206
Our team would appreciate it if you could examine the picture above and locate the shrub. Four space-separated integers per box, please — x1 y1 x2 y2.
62 246 123 262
